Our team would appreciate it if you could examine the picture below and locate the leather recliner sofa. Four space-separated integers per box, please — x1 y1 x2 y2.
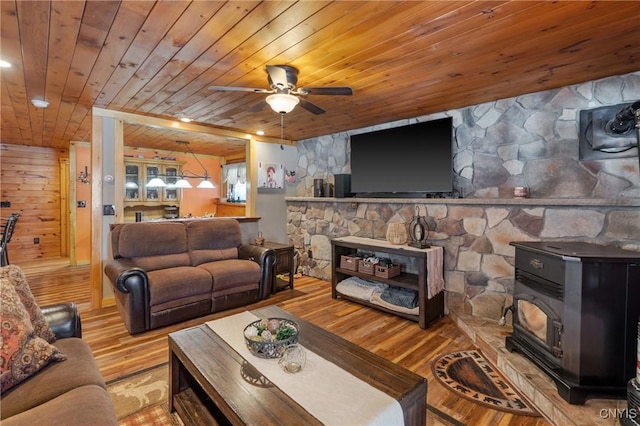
104 219 276 334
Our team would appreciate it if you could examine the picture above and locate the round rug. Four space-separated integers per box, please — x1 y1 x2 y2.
431 350 540 416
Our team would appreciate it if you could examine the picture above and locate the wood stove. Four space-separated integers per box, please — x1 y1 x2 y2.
505 241 640 404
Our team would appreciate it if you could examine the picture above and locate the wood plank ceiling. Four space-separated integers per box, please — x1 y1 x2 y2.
1 1 640 158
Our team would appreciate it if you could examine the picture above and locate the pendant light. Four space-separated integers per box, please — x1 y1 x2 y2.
173 176 192 188
140 141 215 189
178 141 215 189
196 175 215 189
146 177 167 188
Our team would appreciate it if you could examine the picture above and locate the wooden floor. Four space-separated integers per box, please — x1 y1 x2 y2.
22 259 550 426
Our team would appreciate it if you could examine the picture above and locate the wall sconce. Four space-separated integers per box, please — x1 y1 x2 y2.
78 166 90 184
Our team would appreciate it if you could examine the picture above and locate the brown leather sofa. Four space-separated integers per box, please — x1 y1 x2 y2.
1 303 118 425
104 219 276 334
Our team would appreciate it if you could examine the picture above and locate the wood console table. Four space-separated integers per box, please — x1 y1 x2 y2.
331 236 445 329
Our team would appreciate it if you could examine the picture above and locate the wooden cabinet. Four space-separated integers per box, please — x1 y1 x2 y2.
124 158 184 207
331 236 444 329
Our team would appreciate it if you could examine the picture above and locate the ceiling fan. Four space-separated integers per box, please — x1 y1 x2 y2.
208 65 352 115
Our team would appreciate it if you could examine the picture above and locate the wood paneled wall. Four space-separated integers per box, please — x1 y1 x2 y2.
1 144 67 261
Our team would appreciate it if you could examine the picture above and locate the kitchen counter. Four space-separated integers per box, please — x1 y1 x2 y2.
216 201 246 217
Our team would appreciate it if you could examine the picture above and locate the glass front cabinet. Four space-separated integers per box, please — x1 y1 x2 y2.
125 164 141 202
163 166 179 202
123 158 184 208
145 165 161 201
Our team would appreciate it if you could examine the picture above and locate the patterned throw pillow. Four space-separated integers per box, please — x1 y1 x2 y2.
0 265 56 343
0 278 67 392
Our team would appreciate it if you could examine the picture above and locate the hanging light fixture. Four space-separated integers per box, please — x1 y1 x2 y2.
140 141 215 189
266 93 299 114
175 141 215 189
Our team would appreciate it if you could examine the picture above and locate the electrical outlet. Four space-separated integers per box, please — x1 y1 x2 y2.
0 201 10 208
103 204 115 215
33 238 40 244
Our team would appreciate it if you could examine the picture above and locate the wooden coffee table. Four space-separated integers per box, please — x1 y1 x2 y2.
169 305 427 425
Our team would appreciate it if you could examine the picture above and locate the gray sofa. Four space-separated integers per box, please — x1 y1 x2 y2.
104 219 276 334
1 303 118 425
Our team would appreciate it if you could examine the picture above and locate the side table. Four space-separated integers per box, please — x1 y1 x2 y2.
257 241 294 293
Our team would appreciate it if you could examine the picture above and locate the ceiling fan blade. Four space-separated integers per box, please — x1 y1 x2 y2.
248 99 268 112
266 65 289 90
298 86 353 96
208 85 271 93
298 98 325 115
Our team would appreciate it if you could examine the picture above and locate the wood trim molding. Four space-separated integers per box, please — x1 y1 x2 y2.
90 113 103 309
92 107 293 146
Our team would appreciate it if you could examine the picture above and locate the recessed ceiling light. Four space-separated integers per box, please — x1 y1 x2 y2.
179 117 192 123
31 99 49 108
0 60 11 68
256 130 265 136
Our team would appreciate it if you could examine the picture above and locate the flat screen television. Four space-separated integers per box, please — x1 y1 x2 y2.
350 117 453 197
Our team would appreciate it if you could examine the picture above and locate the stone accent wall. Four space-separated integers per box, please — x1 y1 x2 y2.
287 199 639 320
287 71 640 321
294 72 640 198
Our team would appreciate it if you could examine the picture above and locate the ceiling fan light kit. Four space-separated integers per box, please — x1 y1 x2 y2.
208 64 352 117
266 93 300 114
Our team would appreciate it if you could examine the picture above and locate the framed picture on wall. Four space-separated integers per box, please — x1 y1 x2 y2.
257 162 284 192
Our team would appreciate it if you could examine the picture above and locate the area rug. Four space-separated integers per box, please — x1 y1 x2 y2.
107 364 182 425
431 350 540 416
107 361 462 425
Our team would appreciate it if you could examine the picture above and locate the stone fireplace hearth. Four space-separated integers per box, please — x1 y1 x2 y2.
451 311 628 426
286 196 640 321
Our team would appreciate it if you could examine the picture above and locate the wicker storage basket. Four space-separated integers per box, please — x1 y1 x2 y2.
358 260 375 275
375 263 401 279
340 255 360 271
244 318 299 359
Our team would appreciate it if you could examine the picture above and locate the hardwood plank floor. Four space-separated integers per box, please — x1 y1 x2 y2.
22 259 550 426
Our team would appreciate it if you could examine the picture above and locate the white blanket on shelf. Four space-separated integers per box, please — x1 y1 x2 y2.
335 276 387 300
